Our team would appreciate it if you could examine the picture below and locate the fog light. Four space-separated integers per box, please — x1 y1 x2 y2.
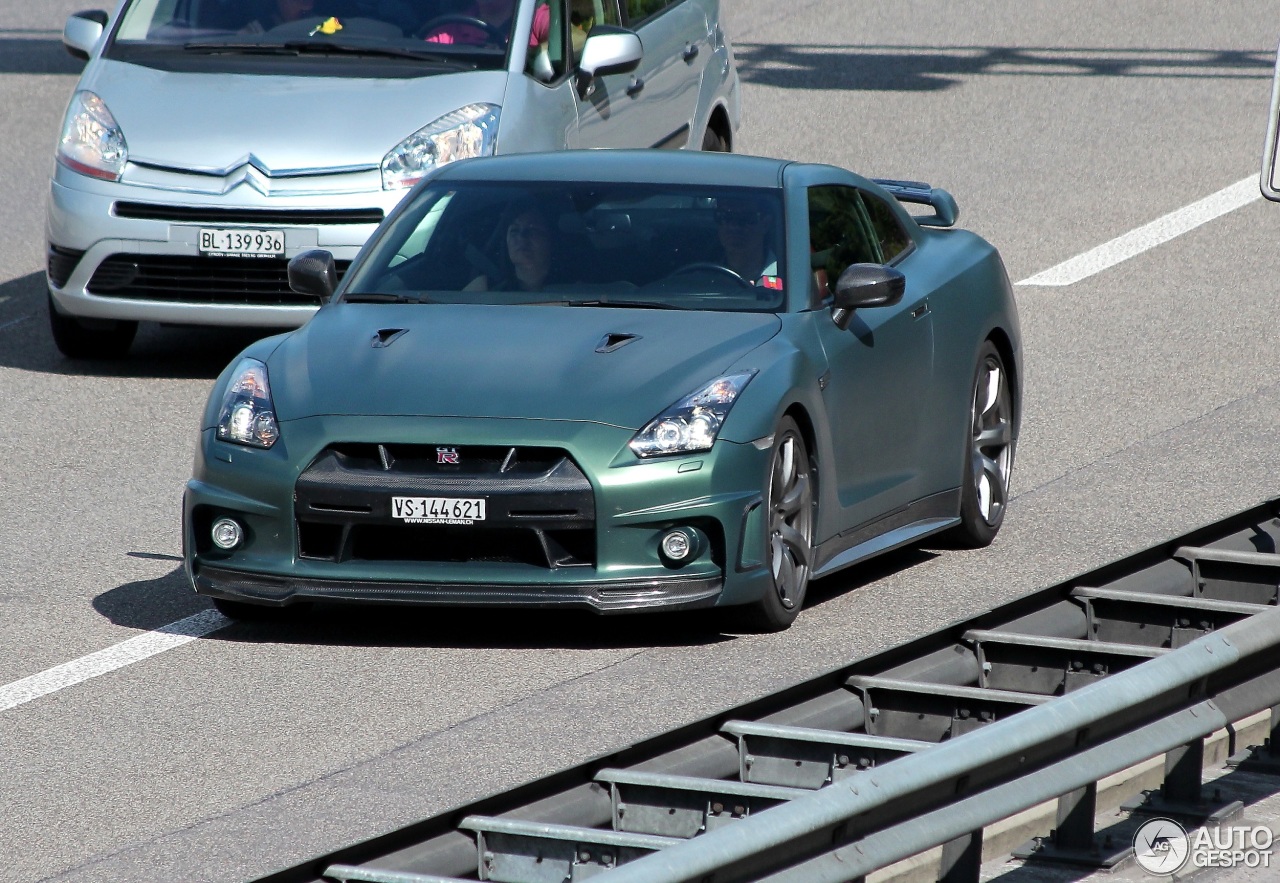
211 517 243 550
660 527 701 564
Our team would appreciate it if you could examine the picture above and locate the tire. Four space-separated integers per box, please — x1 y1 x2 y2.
48 294 138 359
700 125 729 153
211 596 298 621
736 416 815 632
949 341 1014 548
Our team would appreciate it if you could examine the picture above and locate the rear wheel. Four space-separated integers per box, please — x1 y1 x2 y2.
737 417 814 632
48 294 138 359
950 341 1014 548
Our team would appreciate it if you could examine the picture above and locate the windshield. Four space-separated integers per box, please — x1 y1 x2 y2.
343 181 788 312
108 0 528 70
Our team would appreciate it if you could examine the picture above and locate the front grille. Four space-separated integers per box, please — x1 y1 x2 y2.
47 245 85 287
113 202 383 226
295 444 597 568
86 254 350 305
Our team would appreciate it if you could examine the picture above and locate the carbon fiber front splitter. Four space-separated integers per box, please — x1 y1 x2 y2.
193 564 724 613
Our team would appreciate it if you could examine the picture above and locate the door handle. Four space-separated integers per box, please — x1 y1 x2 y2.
683 42 699 63
911 302 929 319
626 76 645 97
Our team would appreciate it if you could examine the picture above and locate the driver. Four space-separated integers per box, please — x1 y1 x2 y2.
714 195 779 287
423 0 549 46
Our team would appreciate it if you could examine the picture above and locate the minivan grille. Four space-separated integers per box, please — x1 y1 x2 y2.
86 254 350 305
113 202 383 226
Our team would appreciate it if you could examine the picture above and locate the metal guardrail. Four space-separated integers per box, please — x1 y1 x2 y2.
258 498 1280 883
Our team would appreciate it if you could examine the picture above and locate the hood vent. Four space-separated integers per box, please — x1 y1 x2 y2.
372 328 408 348
596 332 641 353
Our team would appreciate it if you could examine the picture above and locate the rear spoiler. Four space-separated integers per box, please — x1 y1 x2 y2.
872 178 959 228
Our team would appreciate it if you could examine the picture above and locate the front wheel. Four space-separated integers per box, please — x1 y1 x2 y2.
48 294 138 359
736 417 815 632
949 341 1014 548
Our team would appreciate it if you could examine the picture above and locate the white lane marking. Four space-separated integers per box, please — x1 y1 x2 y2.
0 314 32 333
1017 176 1260 286
0 610 231 712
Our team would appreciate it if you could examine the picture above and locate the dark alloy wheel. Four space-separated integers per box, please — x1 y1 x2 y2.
951 341 1014 548
47 294 138 360
738 416 815 632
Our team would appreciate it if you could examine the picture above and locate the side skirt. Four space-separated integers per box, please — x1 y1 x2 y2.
812 489 960 580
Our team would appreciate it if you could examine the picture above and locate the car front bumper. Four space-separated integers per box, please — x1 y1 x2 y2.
46 163 406 326
183 415 776 613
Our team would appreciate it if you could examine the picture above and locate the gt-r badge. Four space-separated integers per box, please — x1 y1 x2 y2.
437 447 460 465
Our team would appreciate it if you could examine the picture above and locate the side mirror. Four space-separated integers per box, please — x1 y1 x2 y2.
63 10 108 61
830 263 905 330
575 26 643 98
288 250 338 302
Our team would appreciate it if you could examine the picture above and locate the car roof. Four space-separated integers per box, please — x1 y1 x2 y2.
432 150 792 189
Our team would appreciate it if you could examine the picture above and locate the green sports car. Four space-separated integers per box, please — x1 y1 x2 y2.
183 150 1020 631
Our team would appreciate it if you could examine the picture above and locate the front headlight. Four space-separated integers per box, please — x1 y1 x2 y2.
57 91 128 181
381 103 500 190
629 371 758 458
215 358 280 449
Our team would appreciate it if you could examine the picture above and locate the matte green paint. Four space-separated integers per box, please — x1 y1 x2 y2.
183 151 1020 615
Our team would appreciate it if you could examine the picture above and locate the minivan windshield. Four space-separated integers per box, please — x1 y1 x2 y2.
343 180 789 313
109 0 526 70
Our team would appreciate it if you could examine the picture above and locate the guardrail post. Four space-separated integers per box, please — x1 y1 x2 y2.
1227 702 1280 773
1012 782 1129 868
938 830 981 882
1123 737 1243 825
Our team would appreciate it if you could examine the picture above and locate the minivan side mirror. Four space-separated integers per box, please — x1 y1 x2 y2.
288 250 338 302
575 26 643 98
830 263 906 330
63 10 108 62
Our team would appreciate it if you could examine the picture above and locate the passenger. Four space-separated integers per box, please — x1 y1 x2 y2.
714 195 780 286
465 203 559 292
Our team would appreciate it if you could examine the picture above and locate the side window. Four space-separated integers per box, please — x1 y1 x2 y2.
624 0 673 27
807 185 881 301
569 0 621 62
527 0 568 81
860 192 914 263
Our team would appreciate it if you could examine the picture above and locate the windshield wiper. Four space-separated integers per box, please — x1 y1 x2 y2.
183 39 475 68
560 299 681 310
342 292 433 304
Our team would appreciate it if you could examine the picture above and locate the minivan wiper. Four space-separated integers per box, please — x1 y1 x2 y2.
342 292 433 304
183 39 475 68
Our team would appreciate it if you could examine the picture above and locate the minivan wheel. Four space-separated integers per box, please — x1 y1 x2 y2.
701 126 729 152
48 294 138 359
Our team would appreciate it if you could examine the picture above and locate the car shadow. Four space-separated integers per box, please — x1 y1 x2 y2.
0 35 84 76
93 562 736 650
94 545 942 651
0 271 286 380
734 43 1272 93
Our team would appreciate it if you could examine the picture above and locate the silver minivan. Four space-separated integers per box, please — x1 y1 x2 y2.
47 0 740 357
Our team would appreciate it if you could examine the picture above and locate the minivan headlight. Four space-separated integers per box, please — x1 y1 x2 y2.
381 103 500 190
57 91 128 181
215 358 280 449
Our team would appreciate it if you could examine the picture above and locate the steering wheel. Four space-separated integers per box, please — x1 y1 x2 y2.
416 14 504 42
661 262 754 289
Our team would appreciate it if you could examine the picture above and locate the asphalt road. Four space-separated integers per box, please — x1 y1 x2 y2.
2 2 1278 881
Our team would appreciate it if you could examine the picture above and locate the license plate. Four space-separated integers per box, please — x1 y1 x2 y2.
391 496 486 525
198 228 285 258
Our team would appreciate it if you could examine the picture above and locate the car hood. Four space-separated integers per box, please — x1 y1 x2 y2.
267 303 782 427
81 60 507 174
